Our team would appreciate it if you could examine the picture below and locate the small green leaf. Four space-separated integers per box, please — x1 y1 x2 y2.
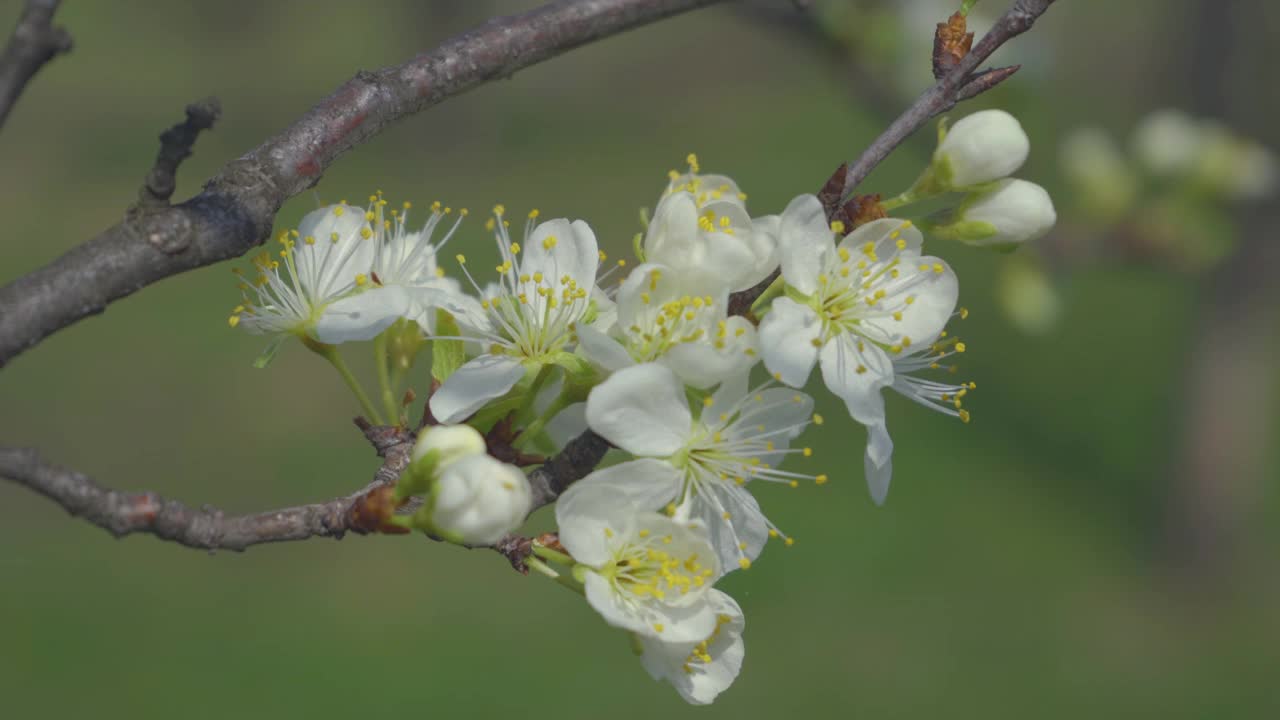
430 310 465 383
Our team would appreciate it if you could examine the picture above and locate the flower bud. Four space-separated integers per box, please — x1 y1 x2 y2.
923 179 1056 250
428 454 531 545
412 423 486 467
933 109 1030 188
398 424 488 500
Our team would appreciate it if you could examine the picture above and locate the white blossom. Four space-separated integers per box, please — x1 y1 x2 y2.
569 363 817 570
556 485 722 641
322 195 467 339
576 262 758 388
758 195 958 434
644 156 776 292
428 207 600 424
228 203 375 348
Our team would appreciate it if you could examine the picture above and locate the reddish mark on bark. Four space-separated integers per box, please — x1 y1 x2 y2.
128 494 160 524
295 157 321 177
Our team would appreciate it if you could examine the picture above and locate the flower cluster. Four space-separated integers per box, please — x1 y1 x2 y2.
229 111 1051 705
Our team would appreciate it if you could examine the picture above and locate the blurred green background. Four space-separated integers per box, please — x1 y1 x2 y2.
2 0 1277 717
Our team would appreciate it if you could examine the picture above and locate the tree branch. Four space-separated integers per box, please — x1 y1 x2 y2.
839 0 1057 196
0 0 724 368
0 424 414 551
0 0 71 130
727 0 1060 314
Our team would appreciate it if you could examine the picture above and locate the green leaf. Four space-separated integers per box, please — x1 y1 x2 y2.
430 310 465 383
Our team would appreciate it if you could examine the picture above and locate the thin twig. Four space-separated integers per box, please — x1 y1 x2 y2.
727 0 1059 314
0 424 414 552
840 0 1058 196
137 98 222 208
0 0 71 130
0 0 725 368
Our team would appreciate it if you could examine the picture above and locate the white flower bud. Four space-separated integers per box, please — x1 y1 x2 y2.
934 109 1030 188
412 424 486 467
430 454 531 545
924 179 1056 249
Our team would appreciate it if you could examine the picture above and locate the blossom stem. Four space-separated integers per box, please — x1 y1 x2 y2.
749 274 788 316
527 556 586 595
373 331 400 425
514 363 554 427
302 337 385 424
531 543 575 566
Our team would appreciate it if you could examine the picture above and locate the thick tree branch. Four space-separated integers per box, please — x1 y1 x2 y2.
728 0 1059 314
0 0 724 368
0 0 71 130
0 424 414 551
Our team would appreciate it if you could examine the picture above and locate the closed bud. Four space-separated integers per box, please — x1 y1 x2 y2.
922 179 1056 250
412 423 486 467
398 424 487 499
932 109 1030 188
427 454 531 545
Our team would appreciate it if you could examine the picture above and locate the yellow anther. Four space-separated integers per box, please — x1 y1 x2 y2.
738 558 751 570
802 447 813 457
789 480 799 488
830 220 846 234
227 315 240 328
455 254 466 264
493 204 505 216
959 409 971 424
686 153 700 173
813 413 824 425
959 307 970 319
784 537 795 547
355 274 368 286
815 474 829 485
955 342 967 353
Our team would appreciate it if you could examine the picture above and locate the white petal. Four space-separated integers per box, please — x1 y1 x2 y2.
640 589 746 705
837 217 923 256
864 421 895 505
644 192 700 266
894 255 959 346
294 205 375 300
691 482 769 572
818 333 891 425
777 193 832 295
758 297 821 387
585 363 691 457
555 484 628 567
428 354 526 424
312 286 410 344
576 323 635 373
545 402 587 450
662 317 758 390
564 459 683 522
523 218 599 292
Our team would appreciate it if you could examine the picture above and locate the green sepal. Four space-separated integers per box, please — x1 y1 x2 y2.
395 449 439 501
251 334 288 369
430 310 465 383
548 350 599 387
632 231 646 262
